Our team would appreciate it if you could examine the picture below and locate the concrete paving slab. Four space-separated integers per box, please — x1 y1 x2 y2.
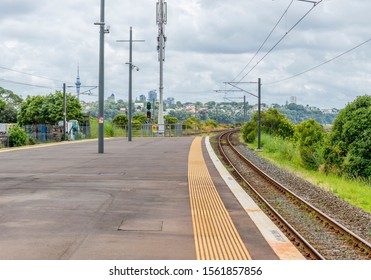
0 138 195 260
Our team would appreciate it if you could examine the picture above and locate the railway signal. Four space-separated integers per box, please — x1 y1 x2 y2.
147 111 151 119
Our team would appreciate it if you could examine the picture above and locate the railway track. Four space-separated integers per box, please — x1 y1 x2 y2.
216 130 371 260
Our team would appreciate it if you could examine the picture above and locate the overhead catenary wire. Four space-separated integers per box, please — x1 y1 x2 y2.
232 0 294 83
0 78 55 89
0 65 68 84
238 0 324 82
264 37 371 85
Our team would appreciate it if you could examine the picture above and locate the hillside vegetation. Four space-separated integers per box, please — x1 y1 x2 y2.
241 95 371 212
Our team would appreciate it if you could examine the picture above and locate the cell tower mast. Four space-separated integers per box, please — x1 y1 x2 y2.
156 0 167 134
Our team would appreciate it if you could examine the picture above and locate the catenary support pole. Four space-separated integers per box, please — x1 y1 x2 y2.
258 78 261 150
63 83 67 141
98 0 105 153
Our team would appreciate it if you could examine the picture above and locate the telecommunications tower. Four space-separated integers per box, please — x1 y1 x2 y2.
75 64 81 100
156 0 167 134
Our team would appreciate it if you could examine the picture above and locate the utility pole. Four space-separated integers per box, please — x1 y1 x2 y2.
257 78 262 150
63 83 67 141
156 0 167 135
220 80 262 150
117 27 144 142
94 0 110 153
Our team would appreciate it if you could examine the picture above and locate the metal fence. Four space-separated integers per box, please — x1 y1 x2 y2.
0 123 211 148
0 134 9 148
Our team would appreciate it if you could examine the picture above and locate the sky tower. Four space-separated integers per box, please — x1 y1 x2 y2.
75 64 81 100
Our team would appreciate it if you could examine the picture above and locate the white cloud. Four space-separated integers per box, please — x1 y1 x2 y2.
0 0 370 108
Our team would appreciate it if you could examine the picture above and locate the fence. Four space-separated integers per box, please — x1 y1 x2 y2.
108 124 204 138
0 123 213 149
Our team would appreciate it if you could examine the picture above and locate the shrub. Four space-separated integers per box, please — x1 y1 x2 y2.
112 114 128 126
323 95 371 179
241 121 257 143
9 125 27 147
295 119 326 170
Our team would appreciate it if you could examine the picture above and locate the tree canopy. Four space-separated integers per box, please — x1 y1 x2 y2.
17 91 84 126
0 87 23 123
323 95 371 179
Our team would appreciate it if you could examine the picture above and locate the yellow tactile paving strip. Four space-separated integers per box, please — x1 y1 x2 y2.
188 137 252 260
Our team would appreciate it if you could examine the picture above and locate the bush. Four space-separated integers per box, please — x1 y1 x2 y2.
241 121 257 143
295 119 326 170
112 114 128 126
323 95 371 179
9 125 27 147
241 109 295 143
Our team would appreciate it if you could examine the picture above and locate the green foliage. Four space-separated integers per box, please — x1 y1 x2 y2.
183 117 202 130
112 114 128 126
295 119 326 170
0 87 23 123
241 121 257 143
17 92 83 126
249 133 371 212
164 115 178 124
241 109 295 143
0 99 5 111
133 114 147 124
8 125 27 147
324 95 371 179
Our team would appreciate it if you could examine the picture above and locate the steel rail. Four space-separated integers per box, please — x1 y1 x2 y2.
217 130 324 260
218 130 371 259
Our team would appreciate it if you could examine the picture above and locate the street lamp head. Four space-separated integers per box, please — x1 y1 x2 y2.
125 62 139 71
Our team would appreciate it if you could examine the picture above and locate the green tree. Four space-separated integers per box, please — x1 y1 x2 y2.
17 92 83 126
183 117 202 130
112 114 128 126
295 119 326 170
241 109 295 142
0 87 23 123
323 95 371 179
241 121 258 143
164 115 178 124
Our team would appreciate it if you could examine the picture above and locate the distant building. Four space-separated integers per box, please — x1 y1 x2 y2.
148 90 157 102
138 94 146 102
134 102 143 112
107 93 115 101
290 96 297 104
164 97 175 105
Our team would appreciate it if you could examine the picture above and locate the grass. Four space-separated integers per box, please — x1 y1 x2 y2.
247 133 371 213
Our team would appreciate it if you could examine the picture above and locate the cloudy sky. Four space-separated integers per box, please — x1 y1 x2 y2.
1 0 370 109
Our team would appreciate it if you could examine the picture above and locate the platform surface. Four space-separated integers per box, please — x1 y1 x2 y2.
0 137 301 260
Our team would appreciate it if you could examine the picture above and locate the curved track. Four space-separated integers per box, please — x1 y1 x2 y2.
217 130 371 260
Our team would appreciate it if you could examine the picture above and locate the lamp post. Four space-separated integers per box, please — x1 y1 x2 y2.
94 0 109 153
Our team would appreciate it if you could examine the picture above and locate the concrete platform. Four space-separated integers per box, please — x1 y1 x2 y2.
0 136 303 260
0 138 195 259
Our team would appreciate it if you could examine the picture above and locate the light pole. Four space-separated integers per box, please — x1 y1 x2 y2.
94 0 109 153
117 27 144 142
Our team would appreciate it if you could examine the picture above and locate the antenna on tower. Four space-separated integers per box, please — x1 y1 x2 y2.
156 0 167 135
75 63 81 100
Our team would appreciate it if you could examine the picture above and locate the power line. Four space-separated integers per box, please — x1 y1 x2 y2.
0 65 67 83
265 37 371 85
0 78 55 89
232 0 294 82
239 0 323 82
